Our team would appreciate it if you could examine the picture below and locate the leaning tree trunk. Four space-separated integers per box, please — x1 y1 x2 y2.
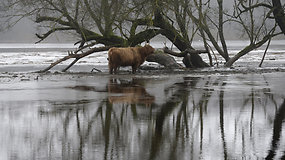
272 0 285 35
146 50 183 69
224 35 271 67
153 4 209 68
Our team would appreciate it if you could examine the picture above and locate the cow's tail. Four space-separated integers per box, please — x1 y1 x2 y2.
108 48 115 74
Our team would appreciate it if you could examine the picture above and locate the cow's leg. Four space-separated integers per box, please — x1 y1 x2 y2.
108 63 113 74
114 66 118 74
132 65 137 74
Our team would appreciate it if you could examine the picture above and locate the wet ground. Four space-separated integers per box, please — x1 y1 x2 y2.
0 71 285 160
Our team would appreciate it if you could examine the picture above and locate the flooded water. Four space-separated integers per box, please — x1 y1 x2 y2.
0 72 285 160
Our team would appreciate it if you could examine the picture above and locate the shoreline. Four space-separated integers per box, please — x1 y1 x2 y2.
1 63 285 73
1 65 285 84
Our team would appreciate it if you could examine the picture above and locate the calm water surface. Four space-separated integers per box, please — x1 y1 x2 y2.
0 72 285 160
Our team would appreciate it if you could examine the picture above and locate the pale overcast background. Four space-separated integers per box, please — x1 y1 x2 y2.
0 1 283 43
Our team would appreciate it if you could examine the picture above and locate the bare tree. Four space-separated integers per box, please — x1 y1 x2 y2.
131 0 283 67
179 0 283 67
1 0 284 71
1 0 164 72
224 0 282 66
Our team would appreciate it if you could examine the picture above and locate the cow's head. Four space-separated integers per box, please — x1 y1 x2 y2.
141 44 155 56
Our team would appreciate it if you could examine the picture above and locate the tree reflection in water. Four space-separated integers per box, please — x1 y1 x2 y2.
266 100 285 160
1 73 285 160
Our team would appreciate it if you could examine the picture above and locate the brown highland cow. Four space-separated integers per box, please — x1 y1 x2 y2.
108 45 155 74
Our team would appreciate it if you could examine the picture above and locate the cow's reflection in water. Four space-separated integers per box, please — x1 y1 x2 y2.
108 78 154 105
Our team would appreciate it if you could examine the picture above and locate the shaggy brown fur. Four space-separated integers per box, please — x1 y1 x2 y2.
108 45 155 74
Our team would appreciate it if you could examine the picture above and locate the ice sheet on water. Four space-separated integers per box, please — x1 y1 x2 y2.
0 43 79 49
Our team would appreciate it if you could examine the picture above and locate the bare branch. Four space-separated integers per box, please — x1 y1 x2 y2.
35 27 74 43
35 16 70 26
37 46 113 73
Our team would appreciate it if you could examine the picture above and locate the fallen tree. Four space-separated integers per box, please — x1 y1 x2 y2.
146 49 183 69
162 47 210 68
37 46 113 73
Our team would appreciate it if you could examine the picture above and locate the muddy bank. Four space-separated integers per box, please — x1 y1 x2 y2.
1 63 285 82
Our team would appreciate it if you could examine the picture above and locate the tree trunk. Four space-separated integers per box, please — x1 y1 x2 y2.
272 0 285 35
153 3 209 68
162 47 209 68
146 50 183 69
224 35 271 67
